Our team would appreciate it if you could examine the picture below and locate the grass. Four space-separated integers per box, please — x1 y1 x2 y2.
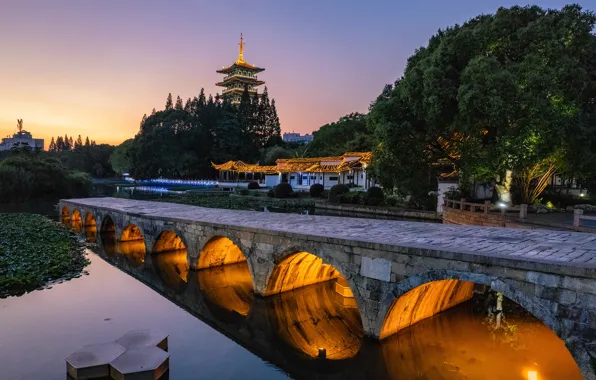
0 213 89 298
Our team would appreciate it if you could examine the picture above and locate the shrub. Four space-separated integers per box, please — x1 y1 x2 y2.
247 181 260 190
239 188 250 196
328 184 350 203
309 183 324 198
339 191 362 204
267 188 275 197
365 186 385 206
386 195 400 207
274 182 294 198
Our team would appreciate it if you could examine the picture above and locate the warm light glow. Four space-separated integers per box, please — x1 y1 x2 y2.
527 370 538 380
198 236 247 269
197 262 254 319
71 209 83 233
152 230 186 254
264 251 341 296
380 279 475 339
267 281 363 359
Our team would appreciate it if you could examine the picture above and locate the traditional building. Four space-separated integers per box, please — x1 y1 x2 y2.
212 152 375 190
0 119 44 151
216 34 265 104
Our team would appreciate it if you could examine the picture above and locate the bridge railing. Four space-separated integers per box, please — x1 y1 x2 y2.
444 198 492 214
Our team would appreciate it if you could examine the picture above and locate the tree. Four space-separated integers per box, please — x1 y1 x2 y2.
109 139 133 174
74 135 83 151
175 95 184 110
48 137 56 152
368 5 596 203
165 93 173 110
308 113 374 157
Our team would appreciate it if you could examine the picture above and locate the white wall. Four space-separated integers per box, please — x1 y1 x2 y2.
265 175 279 188
437 181 458 213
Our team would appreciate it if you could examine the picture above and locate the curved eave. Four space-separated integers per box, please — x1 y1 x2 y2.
217 62 265 74
220 88 262 96
215 78 265 87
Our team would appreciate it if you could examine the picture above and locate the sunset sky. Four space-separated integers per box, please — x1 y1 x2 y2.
2 0 595 147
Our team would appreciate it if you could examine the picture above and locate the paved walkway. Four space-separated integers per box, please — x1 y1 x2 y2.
66 198 596 272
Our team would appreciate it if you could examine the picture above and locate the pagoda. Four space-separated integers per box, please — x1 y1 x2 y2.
216 33 265 104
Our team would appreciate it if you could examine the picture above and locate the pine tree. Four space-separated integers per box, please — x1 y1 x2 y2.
151 108 157 115
84 137 90 147
175 95 184 110
69 136 73 148
165 93 173 110
63 134 71 151
198 88 206 109
184 97 192 112
48 137 56 152
74 135 83 151
56 136 64 151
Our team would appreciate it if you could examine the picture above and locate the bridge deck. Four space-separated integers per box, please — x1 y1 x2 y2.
63 198 596 278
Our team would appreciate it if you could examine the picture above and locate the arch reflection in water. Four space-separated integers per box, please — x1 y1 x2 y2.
100 216 116 255
197 262 254 323
152 231 189 292
117 225 146 267
380 302 583 380
266 281 364 360
84 213 97 243
71 209 83 233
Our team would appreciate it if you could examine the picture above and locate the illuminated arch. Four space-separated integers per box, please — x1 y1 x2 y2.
118 224 146 266
71 209 83 233
152 229 186 254
83 212 97 243
61 206 70 225
197 236 247 269
264 251 344 296
152 230 189 291
380 279 475 339
376 270 562 341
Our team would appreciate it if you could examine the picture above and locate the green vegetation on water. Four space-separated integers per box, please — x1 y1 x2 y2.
0 213 89 298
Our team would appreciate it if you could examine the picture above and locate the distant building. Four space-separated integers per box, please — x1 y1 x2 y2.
216 33 265 104
0 119 44 151
283 132 314 144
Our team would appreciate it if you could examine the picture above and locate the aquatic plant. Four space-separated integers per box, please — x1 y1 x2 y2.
0 213 89 298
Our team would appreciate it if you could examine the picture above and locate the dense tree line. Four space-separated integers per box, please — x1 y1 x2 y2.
0 147 91 203
368 4 596 203
46 134 115 178
127 86 281 179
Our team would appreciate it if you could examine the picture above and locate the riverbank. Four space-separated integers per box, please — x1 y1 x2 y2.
160 193 315 212
0 213 89 298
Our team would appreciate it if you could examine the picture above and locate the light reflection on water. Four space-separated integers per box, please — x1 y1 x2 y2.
0 241 584 380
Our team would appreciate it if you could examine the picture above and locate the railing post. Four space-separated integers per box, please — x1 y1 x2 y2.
484 201 490 214
460 198 466 210
520 204 528 220
574 208 583 228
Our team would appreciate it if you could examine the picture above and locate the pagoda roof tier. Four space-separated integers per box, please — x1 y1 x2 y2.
221 88 261 97
216 77 265 87
217 62 265 74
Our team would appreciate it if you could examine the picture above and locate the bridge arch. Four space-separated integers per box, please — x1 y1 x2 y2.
151 228 189 292
83 211 97 243
375 270 561 340
61 206 70 225
71 209 83 233
118 224 147 266
197 236 247 269
99 214 116 254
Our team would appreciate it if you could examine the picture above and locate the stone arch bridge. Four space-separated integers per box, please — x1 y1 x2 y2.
60 198 596 379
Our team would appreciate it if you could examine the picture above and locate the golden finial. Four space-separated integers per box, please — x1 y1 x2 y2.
237 33 245 63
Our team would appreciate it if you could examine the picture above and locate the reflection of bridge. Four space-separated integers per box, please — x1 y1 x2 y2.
60 198 596 379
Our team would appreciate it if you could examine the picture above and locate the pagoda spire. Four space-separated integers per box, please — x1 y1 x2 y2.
237 33 245 64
